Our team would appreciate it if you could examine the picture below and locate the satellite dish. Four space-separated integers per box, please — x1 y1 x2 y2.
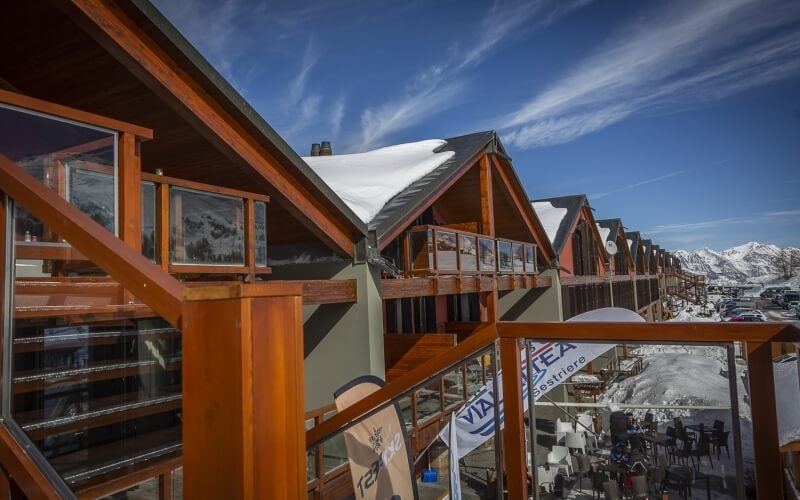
605 240 618 256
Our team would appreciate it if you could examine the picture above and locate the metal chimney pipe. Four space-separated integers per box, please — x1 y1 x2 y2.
310 143 321 156
320 141 332 156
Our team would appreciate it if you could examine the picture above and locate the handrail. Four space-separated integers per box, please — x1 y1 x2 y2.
0 422 69 499
0 155 184 327
306 323 498 448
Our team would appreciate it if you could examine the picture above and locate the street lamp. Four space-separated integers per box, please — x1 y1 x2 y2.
605 240 618 307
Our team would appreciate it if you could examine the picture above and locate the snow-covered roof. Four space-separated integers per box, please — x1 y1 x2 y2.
596 224 611 244
531 201 567 246
627 239 633 251
303 140 454 223
775 357 800 447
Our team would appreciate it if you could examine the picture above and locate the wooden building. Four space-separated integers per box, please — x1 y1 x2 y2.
532 194 609 320
595 218 637 310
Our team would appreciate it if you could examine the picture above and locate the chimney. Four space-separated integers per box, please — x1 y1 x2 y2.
310 143 321 156
320 140 332 156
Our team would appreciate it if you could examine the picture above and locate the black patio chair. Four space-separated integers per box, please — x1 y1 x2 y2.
643 412 656 433
675 438 696 470
712 429 730 459
693 435 714 469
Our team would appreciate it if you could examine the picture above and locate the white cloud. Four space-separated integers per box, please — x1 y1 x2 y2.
330 97 346 139
288 40 318 106
502 0 800 149
592 170 688 200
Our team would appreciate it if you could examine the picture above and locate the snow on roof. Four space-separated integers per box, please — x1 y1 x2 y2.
303 140 454 223
775 357 800 446
596 224 610 244
627 239 634 251
532 201 568 245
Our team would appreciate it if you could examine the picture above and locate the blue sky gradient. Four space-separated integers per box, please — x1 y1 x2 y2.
152 0 800 250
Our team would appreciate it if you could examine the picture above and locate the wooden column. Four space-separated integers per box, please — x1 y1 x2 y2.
746 341 783 499
182 283 305 499
118 132 141 251
155 182 169 271
499 337 527 500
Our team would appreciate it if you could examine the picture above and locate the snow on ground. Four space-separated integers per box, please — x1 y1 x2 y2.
531 201 567 245
775 356 800 447
303 139 454 223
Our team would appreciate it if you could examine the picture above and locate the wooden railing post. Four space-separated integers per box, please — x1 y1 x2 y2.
182 283 305 499
118 132 142 251
746 341 784 499
499 337 527 500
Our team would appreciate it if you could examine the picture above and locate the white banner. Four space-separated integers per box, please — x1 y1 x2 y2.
439 307 643 459
448 411 462 500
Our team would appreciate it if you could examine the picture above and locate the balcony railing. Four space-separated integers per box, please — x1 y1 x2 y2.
405 224 537 277
141 172 270 276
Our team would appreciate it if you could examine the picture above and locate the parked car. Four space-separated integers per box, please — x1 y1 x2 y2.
773 293 784 305
788 300 800 315
729 314 767 322
721 308 765 321
781 291 800 309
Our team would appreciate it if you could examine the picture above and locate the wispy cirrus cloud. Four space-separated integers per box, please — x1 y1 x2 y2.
502 0 800 149
644 210 799 235
356 0 592 150
591 170 688 200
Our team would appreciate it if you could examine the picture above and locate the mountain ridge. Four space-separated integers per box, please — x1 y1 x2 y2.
675 242 800 283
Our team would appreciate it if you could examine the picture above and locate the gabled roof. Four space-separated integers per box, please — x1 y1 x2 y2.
641 239 653 271
627 231 642 263
367 131 496 239
531 194 587 256
595 218 622 244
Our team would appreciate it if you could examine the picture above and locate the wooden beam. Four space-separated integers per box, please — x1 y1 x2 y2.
497 321 799 344
0 88 152 139
0 155 183 326
65 0 357 257
500 337 528 500
74 456 181 499
182 284 305 499
746 341 784 499
479 154 494 236
156 182 170 271
0 425 66 499
141 172 270 202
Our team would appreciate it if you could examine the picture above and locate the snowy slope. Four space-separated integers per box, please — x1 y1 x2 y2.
675 242 800 283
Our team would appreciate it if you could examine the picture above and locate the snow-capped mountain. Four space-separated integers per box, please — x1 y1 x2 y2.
675 242 800 283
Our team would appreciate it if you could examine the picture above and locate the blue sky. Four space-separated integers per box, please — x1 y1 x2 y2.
153 0 800 251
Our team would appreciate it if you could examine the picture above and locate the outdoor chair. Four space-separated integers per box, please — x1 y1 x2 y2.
650 456 668 493
546 445 573 476
565 431 588 455
713 419 725 432
556 418 575 443
578 412 599 448
665 426 678 462
591 470 608 500
631 475 649 499
629 434 645 454
674 418 696 441
537 466 557 493
675 437 696 470
693 436 714 469
575 453 592 492
643 412 656 432
713 430 730 459
603 480 622 500
663 466 692 499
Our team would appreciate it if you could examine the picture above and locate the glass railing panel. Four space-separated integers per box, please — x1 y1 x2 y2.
8 198 182 493
523 339 747 499
497 240 512 273
409 229 433 271
414 379 442 424
169 186 244 266
443 366 465 410
435 230 457 271
525 244 536 274
479 237 495 272
141 181 156 262
512 242 525 273
458 234 477 272
0 103 118 238
254 200 267 267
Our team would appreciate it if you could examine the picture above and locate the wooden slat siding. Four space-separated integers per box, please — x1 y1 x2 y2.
0 155 183 326
307 323 498 448
181 284 304 500
74 456 181 499
479 154 494 236
747 341 784 499
490 155 556 264
142 172 270 202
0 425 65 499
0 88 152 139
440 222 479 233
266 279 357 305
561 275 606 286
65 0 357 258
380 274 536 299
384 334 457 382
500 337 528 500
